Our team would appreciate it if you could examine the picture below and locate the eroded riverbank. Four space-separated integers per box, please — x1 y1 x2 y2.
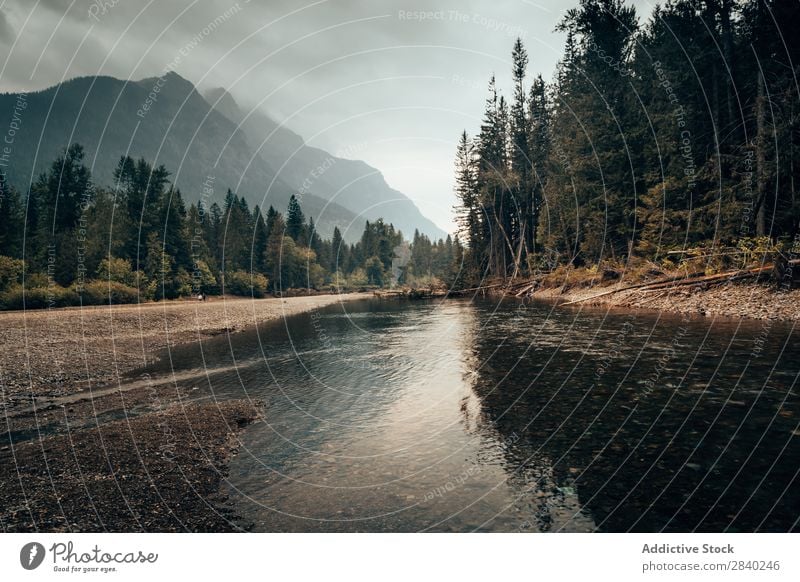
529 279 800 322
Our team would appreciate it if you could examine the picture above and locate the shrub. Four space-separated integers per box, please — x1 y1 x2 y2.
189 259 219 295
96 257 137 286
0 284 79 310
347 268 368 288
224 270 269 297
25 273 51 288
307 262 326 289
78 280 140 306
406 273 441 288
0 256 24 292
0 279 141 310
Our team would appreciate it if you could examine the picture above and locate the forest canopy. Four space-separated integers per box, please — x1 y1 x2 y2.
453 0 800 286
0 146 459 309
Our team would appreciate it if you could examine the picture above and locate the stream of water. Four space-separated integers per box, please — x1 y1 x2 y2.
146 297 799 532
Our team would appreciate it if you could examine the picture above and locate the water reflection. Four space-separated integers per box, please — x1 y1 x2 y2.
466 299 799 532
140 297 799 532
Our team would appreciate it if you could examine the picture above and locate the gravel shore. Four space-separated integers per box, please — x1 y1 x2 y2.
0 292 370 410
1 400 261 532
531 280 800 321
0 292 369 532
3 284 795 532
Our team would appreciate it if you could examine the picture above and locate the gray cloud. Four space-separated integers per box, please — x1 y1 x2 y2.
0 9 14 43
0 0 600 231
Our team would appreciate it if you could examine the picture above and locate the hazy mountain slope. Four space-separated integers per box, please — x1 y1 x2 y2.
0 73 357 238
203 87 447 240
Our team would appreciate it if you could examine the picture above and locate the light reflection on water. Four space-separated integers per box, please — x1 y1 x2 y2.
145 297 799 532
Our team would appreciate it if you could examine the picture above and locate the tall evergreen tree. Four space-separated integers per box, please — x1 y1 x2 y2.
31 143 93 285
252 205 269 273
286 194 305 244
510 38 533 266
0 177 23 258
330 226 346 273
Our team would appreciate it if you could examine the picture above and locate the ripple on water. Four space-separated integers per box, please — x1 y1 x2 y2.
137 298 799 532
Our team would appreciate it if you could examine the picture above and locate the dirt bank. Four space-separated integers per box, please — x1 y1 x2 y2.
0 292 370 410
0 292 369 532
529 279 800 321
1 400 261 532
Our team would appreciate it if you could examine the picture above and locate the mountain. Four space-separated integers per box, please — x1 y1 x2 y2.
0 73 445 241
202 87 446 241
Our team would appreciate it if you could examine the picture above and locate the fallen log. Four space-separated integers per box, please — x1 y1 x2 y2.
637 265 772 291
559 266 771 306
558 271 704 306
514 282 537 297
446 282 507 294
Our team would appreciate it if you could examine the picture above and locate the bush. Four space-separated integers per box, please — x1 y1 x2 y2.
96 257 137 286
224 270 269 298
189 259 219 295
405 273 441 288
0 284 79 310
78 280 141 306
0 279 141 310
25 273 51 288
307 262 326 290
0 256 24 292
347 268 368 288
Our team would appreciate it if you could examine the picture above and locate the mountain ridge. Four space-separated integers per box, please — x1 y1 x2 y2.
200 85 446 240
0 72 445 241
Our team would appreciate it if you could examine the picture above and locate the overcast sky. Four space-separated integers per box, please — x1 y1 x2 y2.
0 0 655 233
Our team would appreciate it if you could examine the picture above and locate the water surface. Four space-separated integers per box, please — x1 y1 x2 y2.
145 297 799 532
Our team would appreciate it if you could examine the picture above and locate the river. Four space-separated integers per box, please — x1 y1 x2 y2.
150 297 799 532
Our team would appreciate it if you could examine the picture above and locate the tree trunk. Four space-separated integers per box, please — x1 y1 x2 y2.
756 69 767 237
721 0 736 141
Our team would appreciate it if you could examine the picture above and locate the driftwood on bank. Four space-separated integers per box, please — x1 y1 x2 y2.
515 282 538 297
373 288 449 300
559 265 773 306
444 282 508 297
374 259 798 303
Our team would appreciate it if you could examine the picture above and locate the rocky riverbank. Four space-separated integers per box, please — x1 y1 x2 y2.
0 293 369 532
1 400 261 532
0 293 370 410
530 279 800 321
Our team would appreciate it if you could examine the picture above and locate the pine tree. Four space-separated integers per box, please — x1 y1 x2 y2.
252 205 268 273
286 194 305 244
307 216 324 261
31 143 93 285
113 156 170 266
510 38 533 267
205 202 223 271
528 75 549 258
0 176 23 258
219 192 252 273
330 226 345 273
